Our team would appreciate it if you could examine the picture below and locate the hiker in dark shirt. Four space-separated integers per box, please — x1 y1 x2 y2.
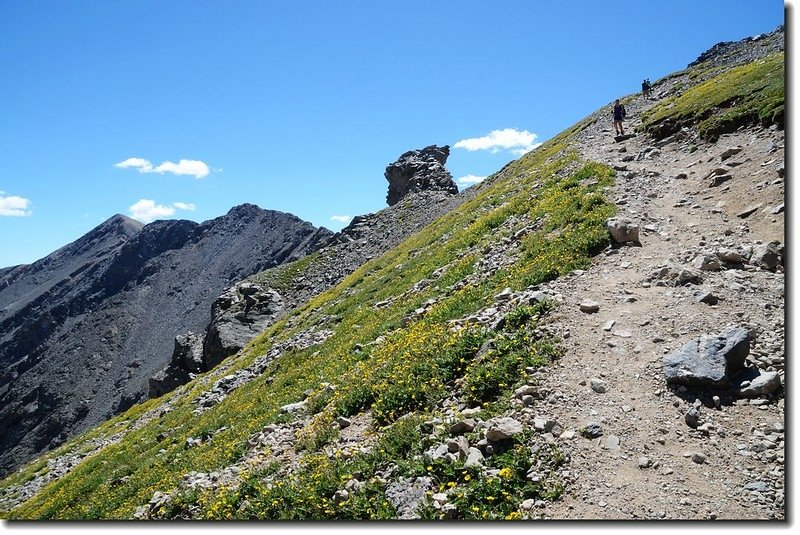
613 99 626 136
642 79 649 98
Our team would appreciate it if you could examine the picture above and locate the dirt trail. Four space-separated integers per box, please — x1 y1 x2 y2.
535 93 785 520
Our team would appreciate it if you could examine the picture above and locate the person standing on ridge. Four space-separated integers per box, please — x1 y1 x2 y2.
642 79 649 98
613 99 627 136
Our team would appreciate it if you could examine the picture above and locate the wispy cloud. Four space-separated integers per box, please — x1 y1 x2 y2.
115 157 211 179
454 128 541 155
0 192 32 217
456 174 487 186
330 214 352 223
129 199 196 223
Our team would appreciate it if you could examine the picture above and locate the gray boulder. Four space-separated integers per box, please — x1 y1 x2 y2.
148 332 204 398
464 447 485 468
716 248 744 264
692 254 722 271
203 283 284 369
606 217 640 245
485 417 524 442
738 371 782 398
385 477 433 519
750 242 782 271
385 145 458 206
663 326 750 388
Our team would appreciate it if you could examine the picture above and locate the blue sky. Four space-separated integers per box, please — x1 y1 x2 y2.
0 0 786 267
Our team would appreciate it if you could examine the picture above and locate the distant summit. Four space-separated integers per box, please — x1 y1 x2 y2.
688 24 784 68
385 145 458 206
0 204 332 476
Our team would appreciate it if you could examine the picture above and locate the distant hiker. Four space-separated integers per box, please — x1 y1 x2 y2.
642 79 650 98
613 99 626 136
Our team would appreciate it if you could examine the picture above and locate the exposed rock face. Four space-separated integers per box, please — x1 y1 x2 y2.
149 283 284 398
385 145 458 206
203 283 284 369
0 205 332 476
148 333 204 399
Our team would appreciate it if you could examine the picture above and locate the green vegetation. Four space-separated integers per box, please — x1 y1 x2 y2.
639 52 784 141
1 118 615 519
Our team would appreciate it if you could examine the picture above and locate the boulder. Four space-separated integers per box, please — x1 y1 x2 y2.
692 254 722 271
606 218 640 245
485 417 524 442
716 248 744 264
663 326 750 388
719 146 743 160
708 174 733 187
737 203 763 219
738 371 782 398
148 332 204 398
450 419 477 435
750 242 782 271
464 447 485 468
384 145 458 206
203 283 284 369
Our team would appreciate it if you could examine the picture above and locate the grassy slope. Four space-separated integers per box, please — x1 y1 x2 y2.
639 52 784 141
1 118 616 520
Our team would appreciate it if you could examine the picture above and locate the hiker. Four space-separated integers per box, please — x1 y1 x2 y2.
642 79 649 98
613 99 626 136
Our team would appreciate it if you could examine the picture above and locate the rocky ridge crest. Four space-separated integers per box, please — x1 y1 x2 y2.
0 205 331 476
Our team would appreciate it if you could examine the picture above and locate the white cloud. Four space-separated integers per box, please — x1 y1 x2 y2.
330 215 352 223
454 128 542 155
114 157 211 179
129 199 175 223
153 159 210 179
0 193 32 217
114 157 153 171
456 174 487 186
129 199 197 223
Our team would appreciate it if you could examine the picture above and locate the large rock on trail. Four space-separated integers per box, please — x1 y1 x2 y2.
385 145 458 206
663 326 750 389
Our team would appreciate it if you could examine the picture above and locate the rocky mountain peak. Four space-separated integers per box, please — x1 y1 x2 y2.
74 213 143 247
384 144 458 206
225 203 264 218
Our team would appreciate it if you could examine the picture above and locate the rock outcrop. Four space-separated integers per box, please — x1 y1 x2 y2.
149 148 473 402
385 145 458 206
688 25 784 69
149 283 284 398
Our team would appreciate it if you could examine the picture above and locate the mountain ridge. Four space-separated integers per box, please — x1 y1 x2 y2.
0 204 333 476
0 26 784 520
